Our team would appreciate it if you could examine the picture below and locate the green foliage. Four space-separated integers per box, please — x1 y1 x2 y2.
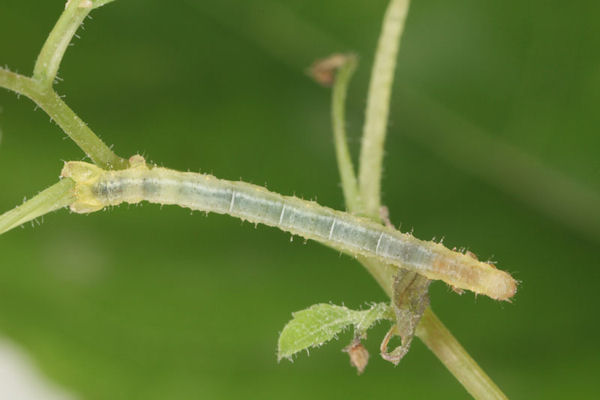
0 0 597 395
277 303 393 361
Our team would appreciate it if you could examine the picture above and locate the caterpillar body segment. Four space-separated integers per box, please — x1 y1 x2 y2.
61 156 517 301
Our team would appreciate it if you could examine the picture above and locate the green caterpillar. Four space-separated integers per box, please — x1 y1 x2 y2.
62 155 517 301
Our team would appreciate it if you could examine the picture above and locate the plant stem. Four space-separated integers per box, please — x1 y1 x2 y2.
33 0 94 88
0 67 35 97
357 254 508 398
358 0 410 219
92 0 118 8
357 257 396 296
330 0 509 397
331 55 362 212
417 308 509 400
0 68 128 170
32 85 128 169
192 0 600 244
1 0 127 169
357 253 510 399
0 178 75 235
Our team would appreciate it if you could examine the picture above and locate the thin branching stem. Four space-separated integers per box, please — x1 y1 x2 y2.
358 251 508 398
1 0 128 169
0 67 34 97
356 256 396 296
31 85 128 169
327 0 510 397
331 55 361 212
92 0 118 8
0 178 75 235
31 0 120 86
192 0 599 244
0 68 128 169
357 256 508 399
358 0 410 219
417 309 509 400
1 0 511 397
33 0 94 88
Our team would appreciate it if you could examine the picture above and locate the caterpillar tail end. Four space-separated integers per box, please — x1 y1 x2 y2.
482 269 518 302
61 161 105 214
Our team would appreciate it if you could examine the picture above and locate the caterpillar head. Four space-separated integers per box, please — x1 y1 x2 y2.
61 161 105 213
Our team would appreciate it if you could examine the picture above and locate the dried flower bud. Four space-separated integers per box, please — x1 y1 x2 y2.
308 53 355 87
343 338 370 375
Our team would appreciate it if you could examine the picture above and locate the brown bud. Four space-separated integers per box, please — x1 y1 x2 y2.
308 53 354 87
343 339 369 375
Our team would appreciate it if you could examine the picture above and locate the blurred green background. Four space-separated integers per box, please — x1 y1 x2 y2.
1 0 599 398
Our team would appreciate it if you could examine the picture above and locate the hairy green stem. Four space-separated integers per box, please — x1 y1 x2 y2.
33 0 94 88
327 0 509 396
0 68 128 170
359 256 508 399
0 178 75 235
31 85 128 169
2 0 127 169
0 67 34 97
92 0 118 8
357 256 396 296
331 55 361 212
0 0 510 396
194 0 600 244
417 308 508 400
358 0 410 219
358 253 507 398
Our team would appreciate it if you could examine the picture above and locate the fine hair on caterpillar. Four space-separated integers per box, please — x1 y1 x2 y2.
61 155 517 301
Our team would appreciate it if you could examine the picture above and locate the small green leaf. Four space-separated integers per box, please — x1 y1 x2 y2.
277 303 392 361
278 304 354 361
354 302 394 335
